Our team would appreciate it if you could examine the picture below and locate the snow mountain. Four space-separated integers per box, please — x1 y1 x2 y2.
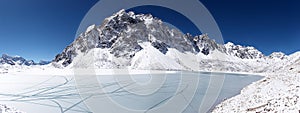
51 9 296 73
53 9 195 67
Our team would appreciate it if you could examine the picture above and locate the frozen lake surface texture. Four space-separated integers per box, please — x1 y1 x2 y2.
0 71 262 113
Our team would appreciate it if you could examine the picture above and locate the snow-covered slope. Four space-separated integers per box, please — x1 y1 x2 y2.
213 73 300 113
281 52 300 73
212 52 300 112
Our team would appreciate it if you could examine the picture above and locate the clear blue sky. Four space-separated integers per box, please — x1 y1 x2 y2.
0 0 98 61
0 0 299 61
201 0 300 56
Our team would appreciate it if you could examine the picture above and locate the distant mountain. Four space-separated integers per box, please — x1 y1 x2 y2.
0 54 50 66
38 60 51 65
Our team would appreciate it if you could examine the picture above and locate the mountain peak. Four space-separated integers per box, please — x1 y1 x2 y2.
268 52 287 59
115 9 126 16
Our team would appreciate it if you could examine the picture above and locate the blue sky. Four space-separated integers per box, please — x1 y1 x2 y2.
0 0 299 61
0 0 98 61
201 0 300 55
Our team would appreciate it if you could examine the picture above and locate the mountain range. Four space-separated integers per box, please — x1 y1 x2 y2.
0 54 50 66
1 9 300 74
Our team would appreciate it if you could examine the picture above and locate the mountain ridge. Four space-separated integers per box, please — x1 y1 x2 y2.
0 54 50 66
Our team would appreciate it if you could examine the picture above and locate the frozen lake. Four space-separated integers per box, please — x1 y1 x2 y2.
0 71 262 113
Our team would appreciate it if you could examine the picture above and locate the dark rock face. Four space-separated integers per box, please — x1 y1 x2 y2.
5 60 15 65
201 47 210 55
151 41 169 54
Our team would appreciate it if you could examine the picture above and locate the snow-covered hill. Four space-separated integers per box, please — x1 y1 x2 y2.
211 53 300 112
213 73 300 113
